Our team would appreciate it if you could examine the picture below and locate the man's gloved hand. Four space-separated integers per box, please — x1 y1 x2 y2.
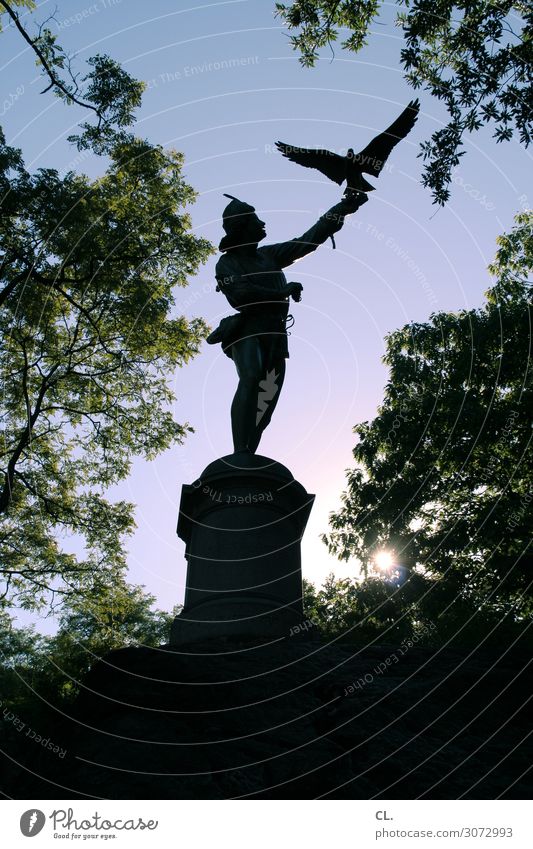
287 281 303 302
339 190 368 214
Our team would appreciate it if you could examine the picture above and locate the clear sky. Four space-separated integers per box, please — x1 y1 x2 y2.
1 0 530 622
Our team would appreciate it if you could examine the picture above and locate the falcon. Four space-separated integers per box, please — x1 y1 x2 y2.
276 99 420 194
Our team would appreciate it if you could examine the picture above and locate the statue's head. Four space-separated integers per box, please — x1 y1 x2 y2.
219 194 266 251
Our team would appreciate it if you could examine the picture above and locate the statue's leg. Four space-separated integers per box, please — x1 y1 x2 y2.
247 357 286 454
230 336 264 452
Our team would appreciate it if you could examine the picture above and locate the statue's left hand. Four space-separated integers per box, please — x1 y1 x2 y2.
287 281 303 302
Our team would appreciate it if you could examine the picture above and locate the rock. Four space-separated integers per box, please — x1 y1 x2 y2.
12 638 533 799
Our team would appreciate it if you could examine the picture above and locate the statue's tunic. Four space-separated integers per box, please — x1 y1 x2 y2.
214 202 348 366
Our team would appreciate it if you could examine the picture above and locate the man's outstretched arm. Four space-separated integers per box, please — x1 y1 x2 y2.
264 193 368 268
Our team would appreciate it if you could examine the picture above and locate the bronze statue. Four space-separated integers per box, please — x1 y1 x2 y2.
207 191 368 453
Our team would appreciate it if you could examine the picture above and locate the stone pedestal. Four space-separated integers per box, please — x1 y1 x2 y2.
170 452 314 645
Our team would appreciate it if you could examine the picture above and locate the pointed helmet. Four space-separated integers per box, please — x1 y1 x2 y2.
219 193 256 251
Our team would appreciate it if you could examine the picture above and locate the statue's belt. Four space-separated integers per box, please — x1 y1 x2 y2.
206 310 294 346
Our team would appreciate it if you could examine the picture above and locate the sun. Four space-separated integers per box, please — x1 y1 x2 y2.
374 549 395 572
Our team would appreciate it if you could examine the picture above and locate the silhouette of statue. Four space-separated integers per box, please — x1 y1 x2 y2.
207 191 368 453
276 99 420 194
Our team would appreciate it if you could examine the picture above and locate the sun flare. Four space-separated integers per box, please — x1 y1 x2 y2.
374 549 395 571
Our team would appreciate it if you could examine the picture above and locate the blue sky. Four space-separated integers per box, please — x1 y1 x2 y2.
1 0 530 623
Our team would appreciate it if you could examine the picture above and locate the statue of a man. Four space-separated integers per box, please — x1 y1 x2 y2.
208 192 368 453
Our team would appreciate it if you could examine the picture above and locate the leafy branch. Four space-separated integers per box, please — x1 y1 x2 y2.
275 0 533 204
0 0 145 150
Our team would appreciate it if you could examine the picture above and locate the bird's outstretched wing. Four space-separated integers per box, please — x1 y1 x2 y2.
275 141 346 185
354 99 420 178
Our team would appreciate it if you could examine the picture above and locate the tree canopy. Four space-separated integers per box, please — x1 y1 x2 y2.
36 580 179 702
0 0 33 30
0 0 145 149
0 580 176 724
0 12 213 610
323 212 532 621
275 0 533 203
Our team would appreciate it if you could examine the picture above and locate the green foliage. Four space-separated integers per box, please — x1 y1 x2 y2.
0 609 46 714
275 0 380 67
0 5 204 744
0 0 34 31
323 213 532 624
275 0 533 203
0 584 177 716
304 563 532 647
67 55 147 153
39 581 179 702
1 1 145 146
303 572 438 643
0 39 214 610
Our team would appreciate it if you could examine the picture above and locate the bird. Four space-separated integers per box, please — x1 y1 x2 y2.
275 99 420 195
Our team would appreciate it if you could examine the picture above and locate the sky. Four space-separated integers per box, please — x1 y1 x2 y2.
1 0 530 625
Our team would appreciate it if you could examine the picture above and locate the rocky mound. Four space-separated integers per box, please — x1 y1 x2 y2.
8 636 532 799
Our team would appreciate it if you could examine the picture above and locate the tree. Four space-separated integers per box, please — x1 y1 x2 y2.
323 212 532 621
0 608 46 712
303 572 444 643
0 13 213 609
275 0 533 203
0 1 145 150
0 0 33 29
38 581 179 702
0 583 176 722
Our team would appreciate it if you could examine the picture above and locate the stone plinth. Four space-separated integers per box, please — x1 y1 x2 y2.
170 452 314 644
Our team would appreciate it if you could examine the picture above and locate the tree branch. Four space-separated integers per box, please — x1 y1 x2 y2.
0 270 30 308
0 362 59 514
0 0 103 125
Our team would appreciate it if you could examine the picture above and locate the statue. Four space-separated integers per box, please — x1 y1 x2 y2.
207 191 368 454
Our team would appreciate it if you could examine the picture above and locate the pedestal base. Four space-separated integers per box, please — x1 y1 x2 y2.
170 452 314 646
170 596 307 645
